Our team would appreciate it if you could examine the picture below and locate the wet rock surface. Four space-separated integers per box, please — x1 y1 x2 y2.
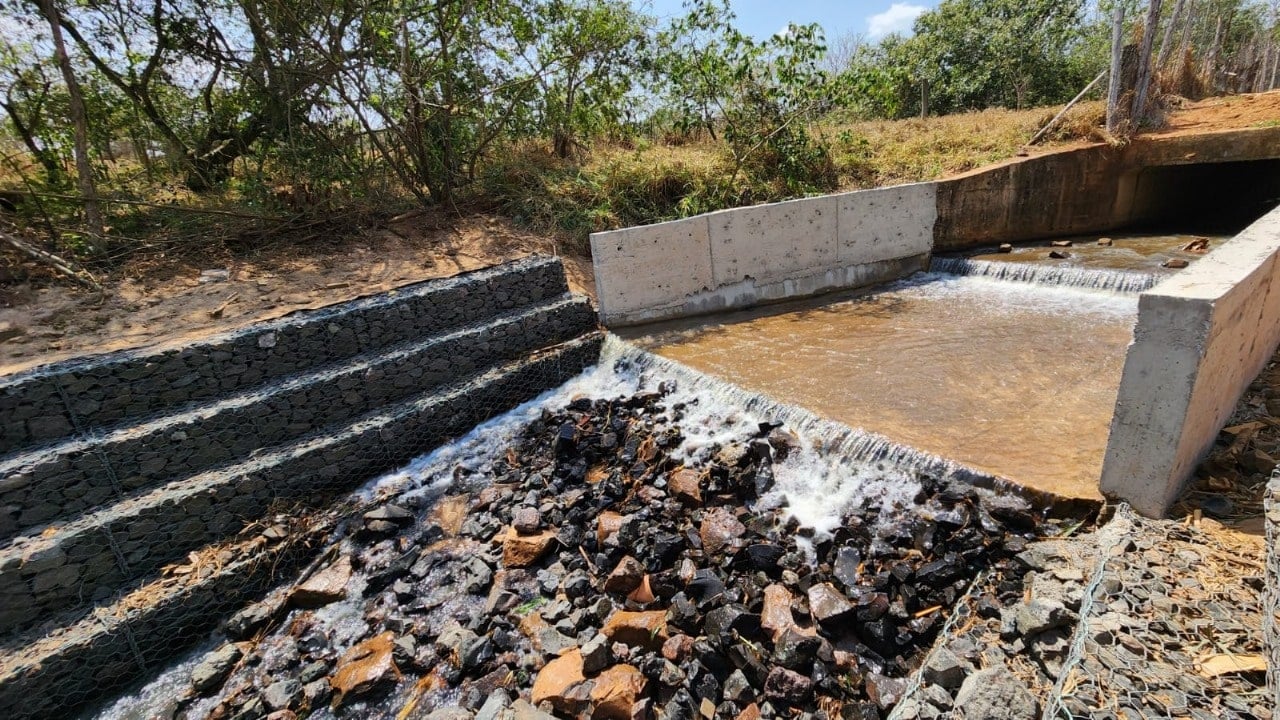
131 381 1053 719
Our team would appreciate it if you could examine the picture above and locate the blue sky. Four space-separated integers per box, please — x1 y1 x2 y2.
639 1 944 42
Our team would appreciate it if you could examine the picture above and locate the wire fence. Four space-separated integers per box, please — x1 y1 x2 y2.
1044 505 1271 719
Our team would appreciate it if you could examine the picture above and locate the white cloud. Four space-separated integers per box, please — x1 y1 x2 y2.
867 3 928 39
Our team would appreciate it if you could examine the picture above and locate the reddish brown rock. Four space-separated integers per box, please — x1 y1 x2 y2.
699 507 746 556
532 649 590 714
329 632 400 709
503 528 557 568
761 584 796 640
736 703 761 720
597 511 624 546
590 664 647 720
291 555 352 609
661 634 695 663
668 469 703 506
601 610 668 650
1049 250 1071 259
1164 257 1190 269
1097 237 1114 246
603 556 645 595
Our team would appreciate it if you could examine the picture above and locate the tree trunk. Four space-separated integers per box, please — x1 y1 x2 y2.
37 0 104 243
1 101 64 186
1157 0 1188 72
1107 3 1127 135
1133 0 1164 127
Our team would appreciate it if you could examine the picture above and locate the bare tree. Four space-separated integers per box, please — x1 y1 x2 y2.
1107 2 1127 134
1133 0 1164 125
34 0 103 242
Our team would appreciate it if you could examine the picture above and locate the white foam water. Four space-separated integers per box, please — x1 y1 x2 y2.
930 256 1159 294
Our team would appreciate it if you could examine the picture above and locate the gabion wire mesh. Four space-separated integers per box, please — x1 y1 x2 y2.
1264 469 1280 710
1045 504 1271 720
0 260 600 720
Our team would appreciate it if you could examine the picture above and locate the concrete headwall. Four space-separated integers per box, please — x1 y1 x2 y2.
1102 203 1280 516
591 183 936 326
934 126 1280 251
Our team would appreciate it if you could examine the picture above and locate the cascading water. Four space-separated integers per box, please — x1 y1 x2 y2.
929 256 1159 293
92 333 979 720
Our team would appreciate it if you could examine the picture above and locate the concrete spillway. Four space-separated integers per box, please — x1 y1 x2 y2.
621 270 1138 501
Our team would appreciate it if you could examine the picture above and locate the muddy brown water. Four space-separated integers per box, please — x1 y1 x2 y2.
621 273 1140 501
963 232 1228 274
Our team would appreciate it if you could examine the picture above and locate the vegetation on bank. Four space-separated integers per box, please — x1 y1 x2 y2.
0 0 1276 283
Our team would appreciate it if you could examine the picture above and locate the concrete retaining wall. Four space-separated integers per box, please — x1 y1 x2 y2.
934 126 1280 252
591 183 936 326
1102 204 1280 516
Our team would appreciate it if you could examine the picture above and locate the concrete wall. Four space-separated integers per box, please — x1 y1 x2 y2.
1102 203 1280 516
591 183 936 326
934 126 1280 251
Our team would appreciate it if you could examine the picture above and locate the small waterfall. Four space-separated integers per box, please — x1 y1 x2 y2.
930 256 1159 293
600 335 996 489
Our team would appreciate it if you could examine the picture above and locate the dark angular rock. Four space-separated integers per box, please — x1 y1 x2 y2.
773 627 821 671
763 667 812 707
865 673 906 711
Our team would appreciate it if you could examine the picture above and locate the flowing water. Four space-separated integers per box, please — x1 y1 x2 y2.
961 232 1228 274
90 337 940 720
929 257 1159 293
620 273 1140 500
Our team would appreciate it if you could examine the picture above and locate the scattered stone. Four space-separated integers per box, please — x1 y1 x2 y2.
503 528 557 568
191 643 243 693
581 634 612 674
763 666 812 706
662 634 696 664
1051 240 1073 247
865 673 906 710
669 469 703 506
291 555 353 608
330 632 400 709
590 664 647 720
760 584 796 640
700 507 746 556
807 583 854 626
1097 237 1114 246
476 691 511 720
997 244 1014 253
604 556 646 595
601 610 668 650
1163 258 1190 269
953 667 1038 720
1048 250 1071 259
263 679 302 711
922 647 970 689
597 512 624 546
512 507 542 535
531 649 589 714
1014 598 1072 637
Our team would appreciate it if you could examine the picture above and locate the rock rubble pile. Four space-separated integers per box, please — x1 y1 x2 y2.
180 384 1051 720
